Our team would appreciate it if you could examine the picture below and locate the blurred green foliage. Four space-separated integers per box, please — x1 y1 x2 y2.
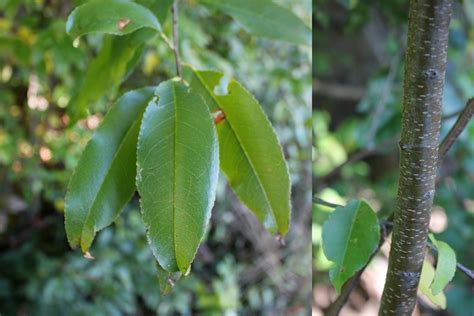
314 1 474 315
0 0 311 314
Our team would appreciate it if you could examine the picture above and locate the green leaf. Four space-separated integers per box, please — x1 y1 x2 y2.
136 79 219 273
321 200 380 293
199 0 311 46
0 35 30 64
136 0 174 24
66 0 161 39
155 262 182 295
65 87 155 253
67 30 155 124
429 234 457 295
189 69 291 236
419 260 447 309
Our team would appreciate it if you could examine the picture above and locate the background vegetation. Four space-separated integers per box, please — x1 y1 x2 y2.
0 0 312 314
313 1 474 315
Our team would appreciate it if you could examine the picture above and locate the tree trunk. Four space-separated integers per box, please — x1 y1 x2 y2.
379 0 452 315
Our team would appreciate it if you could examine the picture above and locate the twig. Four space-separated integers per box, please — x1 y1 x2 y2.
438 98 474 162
171 0 182 78
312 197 343 209
319 99 474 185
324 101 473 313
426 242 474 280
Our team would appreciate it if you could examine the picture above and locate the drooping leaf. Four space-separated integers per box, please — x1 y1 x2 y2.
136 79 219 273
189 69 291 236
66 0 161 39
429 234 457 295
321 200 380 293
65 87 155 253
136 0 174 24
67 29 155 124
419 260 447 309
198 0 311 46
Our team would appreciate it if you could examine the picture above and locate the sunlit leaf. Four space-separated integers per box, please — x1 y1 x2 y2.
189 69 291 236
199 0 311 46
321 200 380 293
65 88 155 253
429 234 457 295
136 79 219 273
419 260 447 309
66 0 161 39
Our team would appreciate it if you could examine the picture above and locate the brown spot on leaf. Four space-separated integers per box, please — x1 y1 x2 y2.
118 18 131 31
212 109 226 124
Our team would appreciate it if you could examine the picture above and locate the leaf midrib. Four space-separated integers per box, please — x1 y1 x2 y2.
172 82 178 270
193 72 277 230
338 201 361 276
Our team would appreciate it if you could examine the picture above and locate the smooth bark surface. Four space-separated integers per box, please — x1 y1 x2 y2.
379 0 452 315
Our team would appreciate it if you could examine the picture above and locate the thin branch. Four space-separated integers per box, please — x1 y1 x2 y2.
318 99 474 185
438 98 474 162
171 0 182 78
312 197 343 209
324 100 473 313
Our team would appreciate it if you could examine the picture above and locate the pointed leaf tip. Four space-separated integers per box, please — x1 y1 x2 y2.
65 88 155 251
137 79 219 273
322 200 380 293
189 69 291 236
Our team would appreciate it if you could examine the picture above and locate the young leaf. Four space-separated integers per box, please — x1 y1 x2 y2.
66 0 161 39
198 0 311 46
68 30 155 124
429 234 457 295
65 87 155 253
321 200 380 293
136 79 219 273
189 70 291 236
419 260 447 309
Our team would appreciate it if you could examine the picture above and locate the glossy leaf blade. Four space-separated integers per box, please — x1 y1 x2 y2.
66 0 161 39
429 234 457 295
68 30 155 124
189 70 291 235
419 260 447 309
321 200 380 293
136 79 219 273
65 88 155 253
199 0 311 46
